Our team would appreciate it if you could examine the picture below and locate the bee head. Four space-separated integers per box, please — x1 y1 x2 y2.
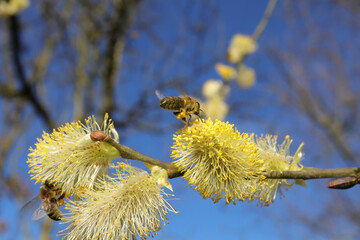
194 101 201 115
44 180 54 189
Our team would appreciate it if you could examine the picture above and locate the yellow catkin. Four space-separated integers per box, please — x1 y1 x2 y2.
27 114 120 198
61 164 176 240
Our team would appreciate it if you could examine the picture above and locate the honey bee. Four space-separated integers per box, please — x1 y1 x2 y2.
156 90 206 126
21 180 65 221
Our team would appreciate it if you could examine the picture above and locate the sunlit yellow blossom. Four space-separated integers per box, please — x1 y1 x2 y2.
236 65 256 89
227 34 257 63
171 119 264 204
202 96 229 121
27 114 120 197
251 134 304 206
215 63 236 81
202 79 230 120
202 79 230 99
61 163 176 240
0 0 29 17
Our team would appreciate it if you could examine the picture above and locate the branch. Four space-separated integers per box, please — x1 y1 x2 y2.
0 84 23 98
40 219 53 240
102 0 140 116
267 49 356 162
265 167 360 179
234 0 278 68
91 131 181 178
8 16 55 130
103 135 174 171
95 131 360 181
252 0 278 42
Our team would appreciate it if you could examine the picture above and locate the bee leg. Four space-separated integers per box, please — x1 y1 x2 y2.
58 193 65 200
182 117 188 127
57 193 65 206
173 112 182 119
174 111 189 127
180 111 186 119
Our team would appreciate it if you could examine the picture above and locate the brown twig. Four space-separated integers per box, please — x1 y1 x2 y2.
102 135 180 177
265 167 360 179
99 132 360 181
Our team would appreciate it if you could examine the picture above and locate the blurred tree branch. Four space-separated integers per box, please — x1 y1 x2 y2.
262 0 360 237
268 49 356 162
253 0 278 41
102 0 140 116
0 1 223 238
8 16 55 130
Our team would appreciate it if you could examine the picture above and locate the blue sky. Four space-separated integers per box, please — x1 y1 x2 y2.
2 0 359 239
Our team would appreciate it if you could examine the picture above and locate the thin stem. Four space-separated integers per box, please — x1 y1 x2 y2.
265 167 360 179
252 0 278 42
103 136 180 178
100 133 360 180
234 0 278 71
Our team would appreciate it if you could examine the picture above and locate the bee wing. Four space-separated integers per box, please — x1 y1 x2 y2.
20 195 40 213
32 204 47 221
155 90 165 100
20 195 46 221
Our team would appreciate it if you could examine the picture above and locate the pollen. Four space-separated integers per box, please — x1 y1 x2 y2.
171 119 265 204
171 119 305 206
61 164 176 240
27 114 120 198
250 134 305 206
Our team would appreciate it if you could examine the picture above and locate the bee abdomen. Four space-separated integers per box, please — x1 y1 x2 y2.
159 97 184 110
43 199 62 221
47 208 62 221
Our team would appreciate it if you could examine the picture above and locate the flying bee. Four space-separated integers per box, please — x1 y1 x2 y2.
156 90 206 126
21 180 65 221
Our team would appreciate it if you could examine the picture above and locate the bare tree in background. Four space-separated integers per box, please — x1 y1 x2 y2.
262 0 360 238
2 0 360 239
0 0 222 238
